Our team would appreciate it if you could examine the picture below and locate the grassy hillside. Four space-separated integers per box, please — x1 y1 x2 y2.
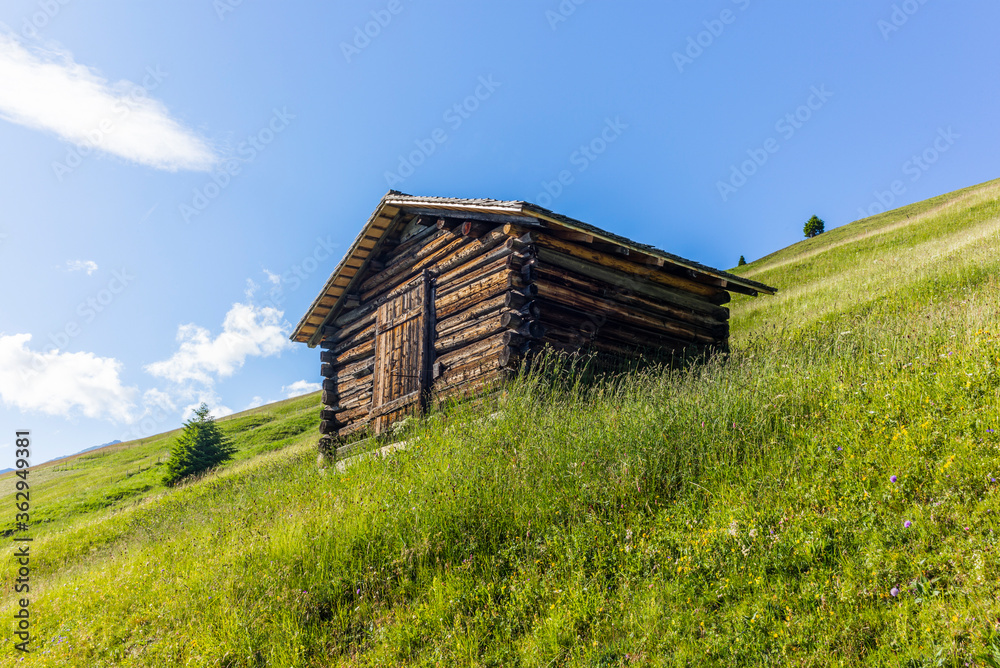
3 179 1000 666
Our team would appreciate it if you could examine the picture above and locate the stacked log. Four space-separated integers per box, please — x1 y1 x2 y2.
316 217 545 440
314 212 736 443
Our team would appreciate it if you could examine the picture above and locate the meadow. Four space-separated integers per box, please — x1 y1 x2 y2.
2 178 1000 666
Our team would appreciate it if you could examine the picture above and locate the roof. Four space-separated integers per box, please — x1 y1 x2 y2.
291 192 778 346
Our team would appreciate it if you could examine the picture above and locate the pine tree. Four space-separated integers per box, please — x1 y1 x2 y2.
162 403 234 486
738 255 747 266
804 215 825 238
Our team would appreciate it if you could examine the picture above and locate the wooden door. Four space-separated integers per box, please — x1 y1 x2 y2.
370 272 430 433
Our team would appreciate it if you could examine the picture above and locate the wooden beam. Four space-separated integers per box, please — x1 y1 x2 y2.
533 232 726 301
535 247 731 316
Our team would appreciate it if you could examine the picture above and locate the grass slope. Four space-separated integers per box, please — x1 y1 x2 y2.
4 178 1000 666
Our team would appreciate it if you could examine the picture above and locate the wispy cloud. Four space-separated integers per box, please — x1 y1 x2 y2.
0 333 137 422
0 32 217 171
65 259 98 275
145 302 292 386
245 396 266 410
145 302 291 421
282 380 321 398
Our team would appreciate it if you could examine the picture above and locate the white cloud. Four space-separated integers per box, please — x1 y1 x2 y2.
0 333 137 422
145 303 292 386
282 380 321 398
245 396 266 409
0 32 217 171
263 269 281 285
65 259 98 275
182 398 233 421
141 387 177 414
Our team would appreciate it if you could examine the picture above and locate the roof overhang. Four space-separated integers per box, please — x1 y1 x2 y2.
290 192 777 347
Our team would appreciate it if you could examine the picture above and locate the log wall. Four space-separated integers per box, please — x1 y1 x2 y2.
316 214 732 447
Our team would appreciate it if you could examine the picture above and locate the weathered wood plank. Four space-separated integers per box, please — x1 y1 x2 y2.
435 263 527 319
321 338 375 367
537 305 695 354
433 330 525 371
362 235 470 302
533 278 716 344
535 247 731 316
430 227 512 279
533 265 728 338
433 368 511 404
529 233 729 303
359 226 453 295
433 349 505 391
435 293 508 337
435 311 516 356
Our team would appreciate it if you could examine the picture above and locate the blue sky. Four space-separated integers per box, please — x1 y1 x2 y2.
1 0 997 462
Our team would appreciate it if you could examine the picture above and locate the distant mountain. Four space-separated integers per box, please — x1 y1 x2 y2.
42 440 124 466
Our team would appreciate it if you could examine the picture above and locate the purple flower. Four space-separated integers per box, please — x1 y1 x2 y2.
890 587 899 597
890 475 897 483
904 520 912 528
836 447 843 451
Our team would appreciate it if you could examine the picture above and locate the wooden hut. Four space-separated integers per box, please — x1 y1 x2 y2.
291 192 776 448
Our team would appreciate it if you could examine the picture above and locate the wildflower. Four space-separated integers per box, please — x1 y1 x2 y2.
890 587 899 597
904 520 912 528
836 447 843 451
890 475 897 483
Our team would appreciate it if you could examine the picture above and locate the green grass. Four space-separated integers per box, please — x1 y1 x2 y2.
3 178 1000 666
0 393 320 538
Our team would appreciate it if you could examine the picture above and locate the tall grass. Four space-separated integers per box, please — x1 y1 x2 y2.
3 179 1000 666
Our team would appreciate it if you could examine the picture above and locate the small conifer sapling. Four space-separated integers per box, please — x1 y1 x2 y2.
162 403 234 486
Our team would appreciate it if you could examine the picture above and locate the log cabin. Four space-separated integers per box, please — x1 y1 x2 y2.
291 192 776 450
